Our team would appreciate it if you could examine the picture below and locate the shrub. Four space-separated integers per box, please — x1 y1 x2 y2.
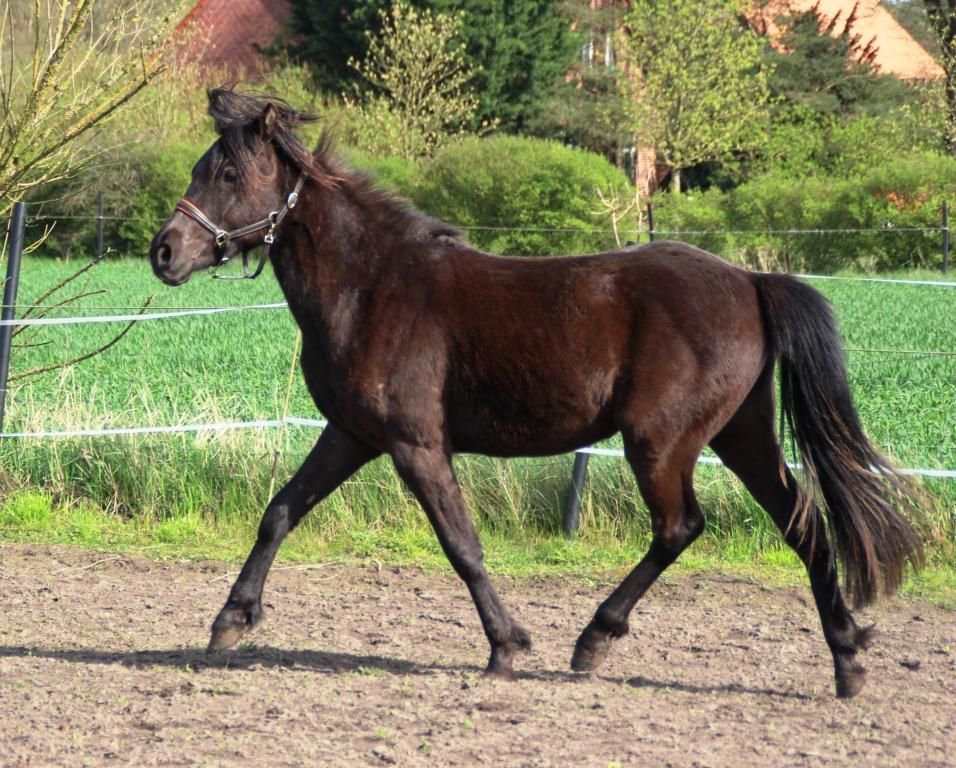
413 135 634 256
652 152 956 273
341 149 422 199
114 140 204 256
646 187 731 257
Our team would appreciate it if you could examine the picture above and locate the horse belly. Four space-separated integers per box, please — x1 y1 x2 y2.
447 367 618 457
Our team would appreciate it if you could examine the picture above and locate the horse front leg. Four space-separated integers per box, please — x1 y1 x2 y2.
391 442 531 678
208 424 379 651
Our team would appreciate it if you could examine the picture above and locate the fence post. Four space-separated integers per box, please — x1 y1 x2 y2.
562 451 589 537
943 201 949 275
0 202 28 433
647 203 655 242
96 191 105 261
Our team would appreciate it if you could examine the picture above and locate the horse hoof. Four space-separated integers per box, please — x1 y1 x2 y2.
483 662 517 681
570 625 614 672
483 627 532 680
836 665 867 698
207 624 245 653
207 603 260 652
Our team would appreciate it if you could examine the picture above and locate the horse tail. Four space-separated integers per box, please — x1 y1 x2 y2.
755 274 924 606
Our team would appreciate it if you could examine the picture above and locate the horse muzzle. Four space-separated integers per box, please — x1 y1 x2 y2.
150 227 199 286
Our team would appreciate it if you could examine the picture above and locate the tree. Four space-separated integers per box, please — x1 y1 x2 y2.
282 1 388 94
764 5 912 118
620 0 771 193
0 0 173 385
283 0 580 133
429 0 581 132
341 2 479 160
0 0 173 216
924 1 956 153
541 0 632 160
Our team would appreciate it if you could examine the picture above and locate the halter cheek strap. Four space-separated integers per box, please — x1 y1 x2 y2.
173 174 306 279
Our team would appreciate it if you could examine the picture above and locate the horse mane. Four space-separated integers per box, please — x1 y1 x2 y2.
207 87 462 243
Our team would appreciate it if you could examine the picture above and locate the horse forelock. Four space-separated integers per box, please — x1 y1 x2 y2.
206 87 334 188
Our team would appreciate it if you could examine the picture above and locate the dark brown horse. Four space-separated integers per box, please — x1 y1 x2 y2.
149 89 922 698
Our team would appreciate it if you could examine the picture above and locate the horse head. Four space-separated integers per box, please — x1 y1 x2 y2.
149 88 318 285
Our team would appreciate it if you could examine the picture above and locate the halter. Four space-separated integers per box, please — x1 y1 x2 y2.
173 174 307 280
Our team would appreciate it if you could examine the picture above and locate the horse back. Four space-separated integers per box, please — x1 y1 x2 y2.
434 241 766 456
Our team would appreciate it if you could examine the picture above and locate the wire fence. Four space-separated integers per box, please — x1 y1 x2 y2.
16 194 952 274
0 274 951 480
3 201 954 487
20 212 952 238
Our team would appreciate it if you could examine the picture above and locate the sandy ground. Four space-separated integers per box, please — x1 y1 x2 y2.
0 543 953 767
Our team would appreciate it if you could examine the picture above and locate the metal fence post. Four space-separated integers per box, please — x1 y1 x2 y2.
562 451 589 537
0 202 28 433
943 201 949 274
647 203 655 242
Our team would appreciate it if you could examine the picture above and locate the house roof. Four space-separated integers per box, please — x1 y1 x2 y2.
175 0 291 75
756 0 943 80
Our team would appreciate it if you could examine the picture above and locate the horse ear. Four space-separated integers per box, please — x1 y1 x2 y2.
259 103 280 139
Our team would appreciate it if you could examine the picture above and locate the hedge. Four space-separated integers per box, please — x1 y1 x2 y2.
651 152 956 273
413 135 635 256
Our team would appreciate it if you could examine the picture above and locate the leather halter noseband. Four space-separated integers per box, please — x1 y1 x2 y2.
173 174 306 279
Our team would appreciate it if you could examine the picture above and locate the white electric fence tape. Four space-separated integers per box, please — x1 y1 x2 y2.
0 302 288 327
0 275 950 478
0 420 951 479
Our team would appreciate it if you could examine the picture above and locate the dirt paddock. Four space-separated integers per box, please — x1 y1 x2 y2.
1 544 953 767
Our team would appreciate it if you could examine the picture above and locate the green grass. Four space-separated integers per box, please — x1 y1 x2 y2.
0 257 953 601
2 485 953 606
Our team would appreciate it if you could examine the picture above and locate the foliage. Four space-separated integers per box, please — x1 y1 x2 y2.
429 0 582 133
650 152 956 272
540 0 631 159
341 149 422 199
0 0 177 218
413 135 634 255
281 0 389 93
115 141 202 255
924 0 956 153
283 0 579 134
757 94 945 181
340 1 479 159
764 5 913 118
620 0 772 193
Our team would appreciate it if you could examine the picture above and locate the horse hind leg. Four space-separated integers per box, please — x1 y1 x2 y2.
709 367 871 698
572 440 704 672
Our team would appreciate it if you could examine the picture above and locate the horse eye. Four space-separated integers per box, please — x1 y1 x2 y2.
223 168 238 183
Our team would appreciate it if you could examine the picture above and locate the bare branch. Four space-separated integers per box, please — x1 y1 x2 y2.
9 296 155 385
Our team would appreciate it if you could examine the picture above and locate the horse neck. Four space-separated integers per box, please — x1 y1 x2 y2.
269 178 392 354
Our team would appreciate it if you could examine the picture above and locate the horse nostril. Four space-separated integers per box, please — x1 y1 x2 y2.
155 242 173 268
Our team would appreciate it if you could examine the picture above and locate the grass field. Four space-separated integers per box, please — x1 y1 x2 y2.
0 256 953 597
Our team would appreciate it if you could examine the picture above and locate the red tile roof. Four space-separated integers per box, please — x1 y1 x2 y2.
176 0 292 76
756 0 943 80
